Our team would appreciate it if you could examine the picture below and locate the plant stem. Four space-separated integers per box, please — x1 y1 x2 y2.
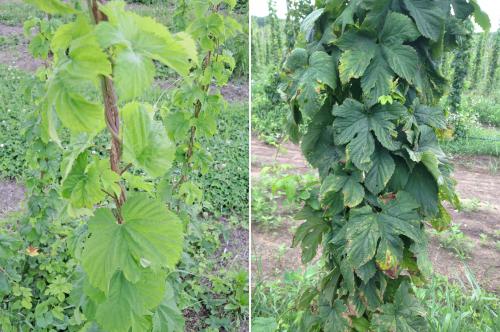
89 0 125 222
176 50 212 188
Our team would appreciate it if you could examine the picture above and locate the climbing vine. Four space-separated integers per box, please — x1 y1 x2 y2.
19 0 236 330
283 0 489 330
487 31 499 94
469 32 485 90
268 0 283 64
448 21 473 114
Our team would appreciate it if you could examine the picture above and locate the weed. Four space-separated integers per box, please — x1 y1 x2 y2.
432 224 475 259
461 197 482 212
251 164 317 229
488 158 499 174
480 233 489 246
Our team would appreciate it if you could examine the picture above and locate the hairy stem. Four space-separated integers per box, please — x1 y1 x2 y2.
176 50 212 188
89 0 125 221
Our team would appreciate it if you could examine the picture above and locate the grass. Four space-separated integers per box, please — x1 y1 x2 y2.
0 35 22 49
0 64 42 180
430 224 475 259
0 1 43 26
442 126 500 156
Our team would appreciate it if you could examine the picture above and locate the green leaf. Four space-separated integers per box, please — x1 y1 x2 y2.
122 102 175 178
46 78 105 135
470 0 490 31
345 206 380 269
355 261 377 284
152 283 185 332
361 0 392 30
114 50 155 102
293 206 330 263
82 193 183 292
413 103 446 129
336 31 377 83
286 50 338 116
320 170 365 208
404 164 439 216
301 105 344 178
61 153 104 209
371 281 428 331
301 8 325 38
361 48 393 102
346 192 423 269
332 99 404 171
95 271 165 332
380 12 420 45
365 146 395 195
320 299 350 332
403 0 444 41
382 43 418 83
97 2 196 76
25 0 76 15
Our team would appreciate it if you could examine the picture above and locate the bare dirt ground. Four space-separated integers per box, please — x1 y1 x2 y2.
0 179 24 219
0 23 44 71
251 136 500 293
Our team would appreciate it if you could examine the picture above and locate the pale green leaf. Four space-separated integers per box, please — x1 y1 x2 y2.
82 193 183 292
152 282 185 332
61 153 104 209
97 3 196 76
122 102 175 177
95 271 165 332
46 78 105 135
25 0 76 15
114 50 155 101
470 0 490 31
179 182 203 205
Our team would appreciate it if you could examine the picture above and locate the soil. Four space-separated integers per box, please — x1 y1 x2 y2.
251 136 500 293
156 78 249 103
0 23 43 71
0 179 24 219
